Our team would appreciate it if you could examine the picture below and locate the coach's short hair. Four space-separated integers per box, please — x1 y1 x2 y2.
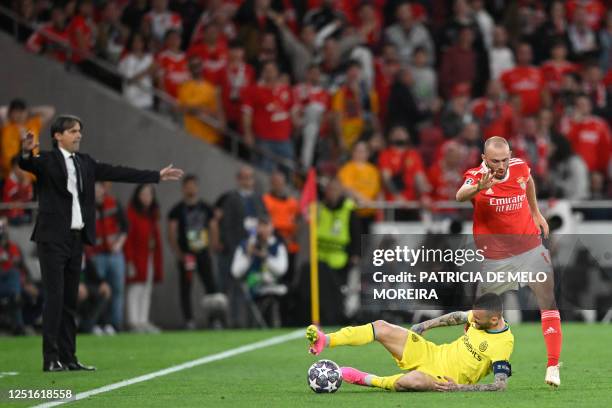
50 115 83 146
473 293 503 316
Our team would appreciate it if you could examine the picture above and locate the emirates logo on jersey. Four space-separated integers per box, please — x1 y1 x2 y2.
488 194 526 212
516 176 527 190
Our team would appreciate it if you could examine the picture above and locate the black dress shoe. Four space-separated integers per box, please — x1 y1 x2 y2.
64 361 96 371
43 361 67 372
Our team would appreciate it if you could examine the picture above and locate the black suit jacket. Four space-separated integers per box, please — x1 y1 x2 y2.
19 148 160 245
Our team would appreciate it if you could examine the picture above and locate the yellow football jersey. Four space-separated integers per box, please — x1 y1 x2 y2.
436 311 514 384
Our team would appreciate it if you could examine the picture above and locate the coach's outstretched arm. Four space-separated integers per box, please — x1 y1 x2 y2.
410 311 468 335
19 131 41 174
434 372 509 392
456 170 501 202
93 160 183 183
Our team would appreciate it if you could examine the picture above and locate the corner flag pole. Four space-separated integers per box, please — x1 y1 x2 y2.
309 201 320 325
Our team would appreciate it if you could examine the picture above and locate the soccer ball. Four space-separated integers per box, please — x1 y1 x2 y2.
307 359 343 393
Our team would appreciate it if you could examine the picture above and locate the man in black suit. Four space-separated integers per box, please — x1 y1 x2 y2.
19 115 183 372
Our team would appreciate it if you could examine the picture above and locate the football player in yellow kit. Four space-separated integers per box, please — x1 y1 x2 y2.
306 293 513 392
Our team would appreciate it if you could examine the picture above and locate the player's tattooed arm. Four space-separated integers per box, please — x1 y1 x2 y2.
410 311 469 334
434 373 508 392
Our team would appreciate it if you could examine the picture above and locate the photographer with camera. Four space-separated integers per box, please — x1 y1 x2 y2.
231 216 288 328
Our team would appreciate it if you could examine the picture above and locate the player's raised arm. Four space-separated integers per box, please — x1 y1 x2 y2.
410 311 469 335
456 169 499 202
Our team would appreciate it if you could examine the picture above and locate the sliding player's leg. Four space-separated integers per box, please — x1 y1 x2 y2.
342 367 435 392
306 320 408 360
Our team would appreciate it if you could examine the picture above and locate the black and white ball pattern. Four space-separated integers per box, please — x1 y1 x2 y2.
307 360 343 393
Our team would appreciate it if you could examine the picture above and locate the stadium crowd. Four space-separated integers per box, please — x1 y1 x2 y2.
1 0 612 333
2 0 612 201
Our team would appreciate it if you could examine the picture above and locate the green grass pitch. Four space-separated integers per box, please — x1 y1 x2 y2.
0 323 610 407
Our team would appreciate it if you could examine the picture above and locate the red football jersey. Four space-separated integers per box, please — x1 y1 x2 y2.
67 15 94 63
566 0 605 30
156 50 190 97
187 41 228 84
471 98 516 140
540 60 578 94
565 116 612 173
464 159 541 259
500 66 544 116
241 83 294 141
220 63 255 124
292 84 330 111
26 24 70 62
378 148 425 200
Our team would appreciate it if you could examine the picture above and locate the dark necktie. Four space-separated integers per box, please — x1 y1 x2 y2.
70 154 83 194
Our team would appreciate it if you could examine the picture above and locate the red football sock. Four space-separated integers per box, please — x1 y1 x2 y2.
541 310 562 367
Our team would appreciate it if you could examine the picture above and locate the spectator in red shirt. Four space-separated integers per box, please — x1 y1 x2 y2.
356 1 383 51
566 0 606 30
512 116 550 180
67 0 95 64
293 64 331 169
374 43 402 124
142 0 183 50
156 30 190 98
220 41 255 131
471 79 516 140
26 5 70 63
91 182 128 332
541 42 579 95
242 60 297 173
500 42 549 116
191 1 237 46
427 140 465 217
378 126 430 220
124 184 163 333
563 94 612 177
439 26 478 99
2 157 34 225
187 23 228 85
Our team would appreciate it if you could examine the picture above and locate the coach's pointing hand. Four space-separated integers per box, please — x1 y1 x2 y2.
21 130 39 154
160 164 184 181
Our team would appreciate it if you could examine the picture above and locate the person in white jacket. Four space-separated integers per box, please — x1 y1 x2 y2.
231 216 288 327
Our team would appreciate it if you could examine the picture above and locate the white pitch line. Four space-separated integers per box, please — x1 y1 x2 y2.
32 329 303 408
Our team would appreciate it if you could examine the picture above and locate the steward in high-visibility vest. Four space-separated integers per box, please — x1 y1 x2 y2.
317 179 360 270
315 178 361 324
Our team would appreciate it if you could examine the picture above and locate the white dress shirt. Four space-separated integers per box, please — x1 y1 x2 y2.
59 147 85 230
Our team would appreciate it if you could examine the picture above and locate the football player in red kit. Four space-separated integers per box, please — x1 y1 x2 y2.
456 136 562 388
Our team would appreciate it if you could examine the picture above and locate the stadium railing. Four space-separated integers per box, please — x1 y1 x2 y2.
0 4 300 175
